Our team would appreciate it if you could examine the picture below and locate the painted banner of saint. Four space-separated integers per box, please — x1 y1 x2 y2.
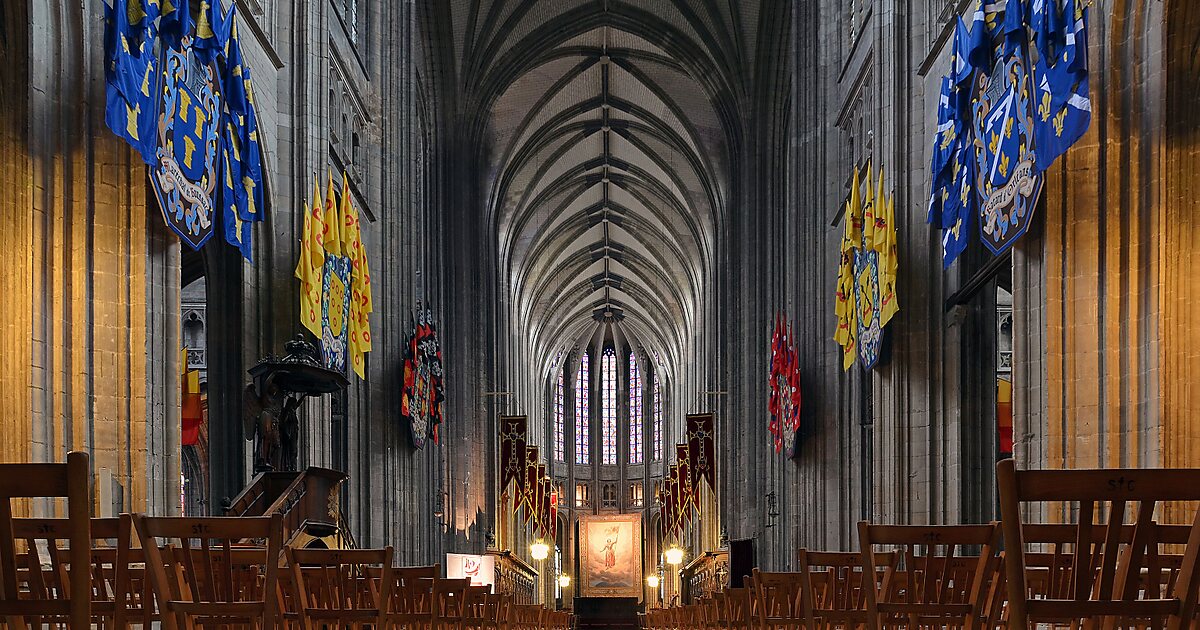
579 514 642 599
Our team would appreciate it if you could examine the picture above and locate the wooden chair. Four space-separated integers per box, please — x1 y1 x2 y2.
286 546 393 629
133 513 283 630
752 568 809 628
803 550 899 629
858 522 1001 629
723 585 755 630
459 588 508 629
701 592 727 629
996 458 1200 629
513 603 545 630
0 450 92 629
432 578 471 629
385 564 440 629
10 514 160 628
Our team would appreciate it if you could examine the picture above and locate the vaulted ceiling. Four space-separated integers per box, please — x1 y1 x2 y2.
441 0 765 385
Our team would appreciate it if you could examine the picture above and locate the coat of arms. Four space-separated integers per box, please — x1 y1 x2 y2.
854 248 883 370
152 39 221 250
402 312 445 449
973 49 1043 255
321 255 352 372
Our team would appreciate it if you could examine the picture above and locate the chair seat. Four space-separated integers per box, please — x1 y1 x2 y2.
0 599 73 616
169 600 267 617
1027 598 1182 618
876 602 974 615
306 607 383 620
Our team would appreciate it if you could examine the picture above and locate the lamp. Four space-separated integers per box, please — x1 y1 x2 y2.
664 546 685 566
646 574 661 589
530 540 550 561
558 574 571 588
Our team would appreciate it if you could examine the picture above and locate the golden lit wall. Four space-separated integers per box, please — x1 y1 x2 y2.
1041 4 1161 472
1037 2 1200 522
1159 0 1200 521
0 1 180 517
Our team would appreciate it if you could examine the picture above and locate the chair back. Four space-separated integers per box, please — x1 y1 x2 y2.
804 549 898 624
286 546 393 629
0 450 91 628
10 514 158 627
386 563 439 625
723 585 754 629
858 522 1000 630
752 568 808 627
133 513 283 630
434 577 471 622
996 458 1200 628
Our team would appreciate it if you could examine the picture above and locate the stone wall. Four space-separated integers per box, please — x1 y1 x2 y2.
0 0 180 517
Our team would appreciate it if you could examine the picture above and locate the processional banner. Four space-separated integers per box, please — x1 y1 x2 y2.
499 415 528 497
686 414 716 491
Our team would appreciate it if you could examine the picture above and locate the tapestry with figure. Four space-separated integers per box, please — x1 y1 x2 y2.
579 514 642 599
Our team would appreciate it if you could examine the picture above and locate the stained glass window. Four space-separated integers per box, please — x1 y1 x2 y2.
629 353 643 464
553 369 565 461
601 348 618 465
652 374 663 461
575 354 590 464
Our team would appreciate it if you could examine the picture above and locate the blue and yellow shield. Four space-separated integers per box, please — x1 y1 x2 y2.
854 248 883 371
972 44 1043 255
152 39 222 250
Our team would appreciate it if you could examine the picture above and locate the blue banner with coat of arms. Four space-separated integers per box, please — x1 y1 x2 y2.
104 0 266 261
926 0 1091 267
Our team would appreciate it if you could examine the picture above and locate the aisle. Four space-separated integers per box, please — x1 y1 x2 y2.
572 597 641 629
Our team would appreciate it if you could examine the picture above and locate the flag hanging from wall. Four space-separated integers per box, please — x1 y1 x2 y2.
320 176 352 372
217 13 266 261
676 443 696 520
768 315 803 456
295 179 326 338
833 167 862 371
834 164 899 372
181 348 203 446
401 309 445 449
339 175 373 379
538 465 551 537
925 0 1090 264
499 415 528 496
105 0 268 259
686 414 716 491
1031 0 1091 173
103 0 161 165
522 446 539 521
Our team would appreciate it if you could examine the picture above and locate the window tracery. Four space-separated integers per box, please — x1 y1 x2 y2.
601 348 618 465
575 353 590 464
629 353 643 464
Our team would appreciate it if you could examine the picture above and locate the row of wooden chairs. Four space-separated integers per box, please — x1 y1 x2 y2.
646 459 1200 629
0 452 571 629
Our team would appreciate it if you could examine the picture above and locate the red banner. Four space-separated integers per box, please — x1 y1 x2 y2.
677 443 695 520
499 415 528 495
686 413 716 492
522 446 539 523
537 465 549 537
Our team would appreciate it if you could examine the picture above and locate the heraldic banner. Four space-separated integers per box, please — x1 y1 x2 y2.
499 415 528 498
926 0 1091 266
401 309 446 449
104 0 267 260
686 413 716 490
